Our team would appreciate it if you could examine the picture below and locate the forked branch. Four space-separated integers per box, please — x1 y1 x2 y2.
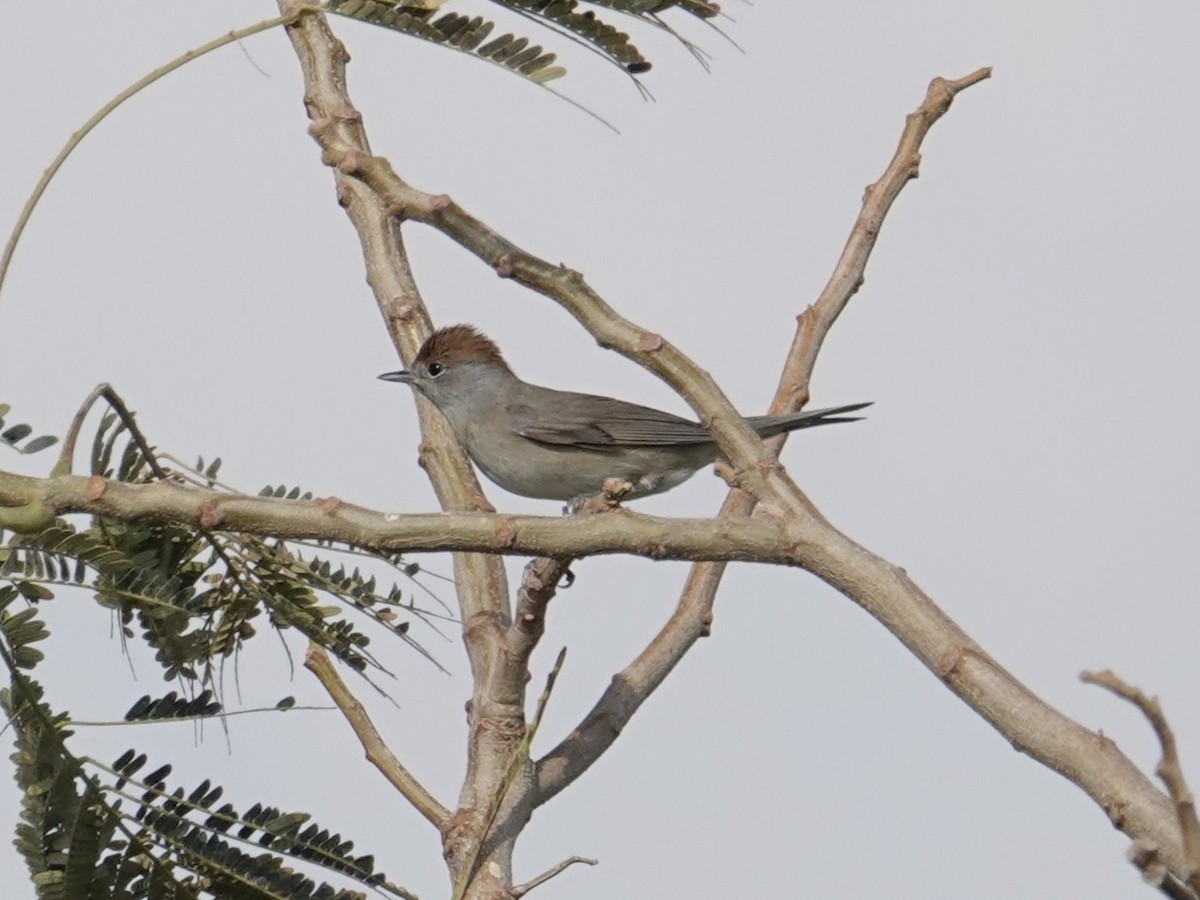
1084 669 1200 896
533 65 993 806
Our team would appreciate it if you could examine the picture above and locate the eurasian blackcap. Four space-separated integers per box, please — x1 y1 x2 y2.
380 325 870 502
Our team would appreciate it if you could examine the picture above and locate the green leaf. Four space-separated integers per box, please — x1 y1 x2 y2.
15 581 54 601
19 435 59 455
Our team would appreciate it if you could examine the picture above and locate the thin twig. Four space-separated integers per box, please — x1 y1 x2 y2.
53 383 109 477
0 8 319 303
1083 669 1200 894
64 384 169 479
782 66 993 412
305 643 450 830
70 704 332 727
510 855 598 898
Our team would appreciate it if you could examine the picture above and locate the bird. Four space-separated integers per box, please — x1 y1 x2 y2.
379 324 870 503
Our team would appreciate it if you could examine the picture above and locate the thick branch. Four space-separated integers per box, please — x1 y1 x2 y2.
7 460 1183 874
0 470 787 562
305 644 450 830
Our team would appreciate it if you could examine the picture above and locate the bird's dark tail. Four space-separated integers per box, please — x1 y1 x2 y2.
746 402 873 438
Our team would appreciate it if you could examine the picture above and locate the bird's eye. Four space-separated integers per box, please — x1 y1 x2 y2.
427 362 445 377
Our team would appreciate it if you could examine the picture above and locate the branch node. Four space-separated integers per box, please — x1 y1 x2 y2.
636 331 663 353
335 148 361 174
385 293 422 322
86 475 108 501
494 517 518 548
935 646 964 679
198 498 222 530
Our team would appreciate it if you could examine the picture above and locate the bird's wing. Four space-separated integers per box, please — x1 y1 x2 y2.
508 394 712 448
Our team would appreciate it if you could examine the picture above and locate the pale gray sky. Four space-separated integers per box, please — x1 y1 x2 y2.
2 2 1199 898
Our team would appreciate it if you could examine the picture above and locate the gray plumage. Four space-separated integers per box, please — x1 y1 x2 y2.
380 325 870 502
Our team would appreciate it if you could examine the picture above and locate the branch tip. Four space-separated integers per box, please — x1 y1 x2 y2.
511 856 598 898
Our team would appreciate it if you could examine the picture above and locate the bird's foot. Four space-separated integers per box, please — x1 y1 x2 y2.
563 478 633 515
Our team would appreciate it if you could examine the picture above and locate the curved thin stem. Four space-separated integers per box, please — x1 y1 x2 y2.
0 8 317 304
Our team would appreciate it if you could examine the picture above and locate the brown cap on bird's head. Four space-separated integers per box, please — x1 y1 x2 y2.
415 324 511 373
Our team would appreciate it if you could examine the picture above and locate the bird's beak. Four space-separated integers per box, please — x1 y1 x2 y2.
378 370 414 384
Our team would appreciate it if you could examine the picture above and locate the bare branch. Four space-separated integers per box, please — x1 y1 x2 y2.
784 66 992 412
305 644 450 830
53 383 169 480
53 383 110 477
1084 669 1200 893
28 10 1183 891
0 469 787 561
510 856 598 898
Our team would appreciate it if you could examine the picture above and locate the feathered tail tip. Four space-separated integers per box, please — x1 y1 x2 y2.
801 401 873 423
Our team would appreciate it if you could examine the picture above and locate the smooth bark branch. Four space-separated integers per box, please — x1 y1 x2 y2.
0 470 789 561
305 644 450 830
1084 669 1200 894
533 67 993 806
